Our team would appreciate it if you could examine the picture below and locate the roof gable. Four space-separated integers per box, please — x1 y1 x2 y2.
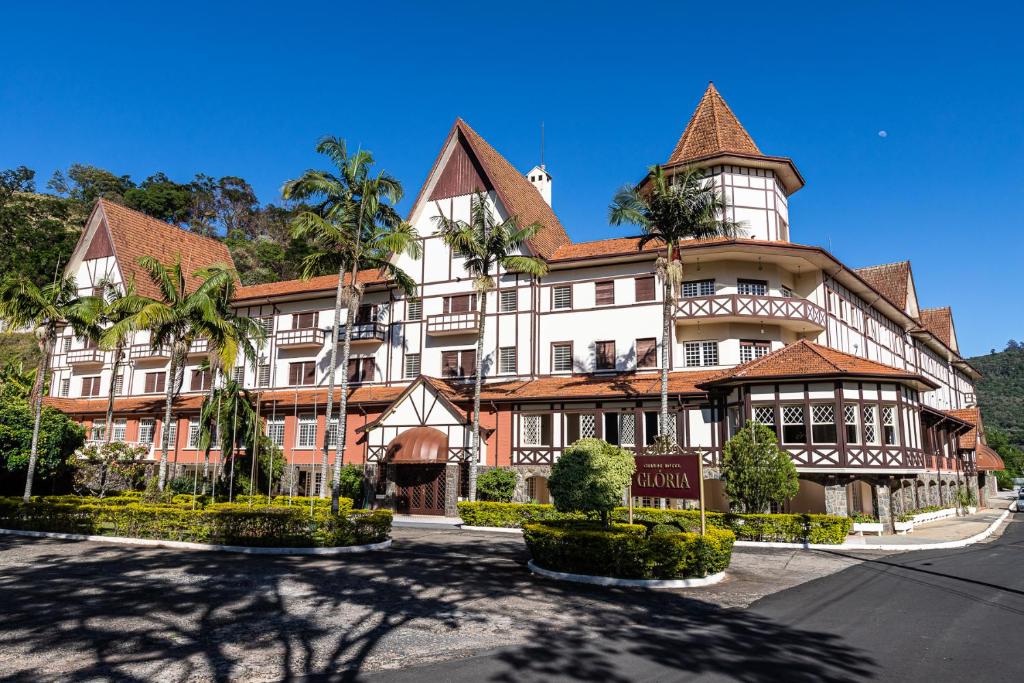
668 82 762 164
854 261 913 312
920 307 958 352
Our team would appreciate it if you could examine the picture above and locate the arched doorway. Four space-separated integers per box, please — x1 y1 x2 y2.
388 427 450 516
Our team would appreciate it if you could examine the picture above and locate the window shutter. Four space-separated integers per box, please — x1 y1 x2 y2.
347 358 359 382
294 312 317 329
595 281 615 306
190 370 201 392
301 361 314 385
637 338 657 368
552 285 572 309
361 357 376 382
461 349 476 377
596 341 615 370
635 277 655 302
441 351 459 377
155 373 166 394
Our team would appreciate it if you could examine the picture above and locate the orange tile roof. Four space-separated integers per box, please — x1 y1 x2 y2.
44 394 205 415
701 339 935 387
975 443 1005 471
920 307 953 348
550 236 663 260
97 199 234 300
467 370 719 401
947 407 980 449
853 261 911 311
668 83 762 164
234 269 388 301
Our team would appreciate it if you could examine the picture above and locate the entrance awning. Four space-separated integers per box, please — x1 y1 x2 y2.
975 443 1005 471
387 427 449 463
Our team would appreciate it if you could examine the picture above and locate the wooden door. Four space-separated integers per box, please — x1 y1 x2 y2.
394 464 447 515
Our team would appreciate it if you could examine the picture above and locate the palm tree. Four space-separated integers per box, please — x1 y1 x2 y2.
0 361 36 399
283 137 421 513
104 257 255 490
0 275 88 500
609 166 743 447
78 278 148 444
197 377 258 500
434 190 548 501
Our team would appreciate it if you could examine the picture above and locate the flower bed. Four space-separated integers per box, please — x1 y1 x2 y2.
0 495 390 548
522 520 735 580
459 502 851 545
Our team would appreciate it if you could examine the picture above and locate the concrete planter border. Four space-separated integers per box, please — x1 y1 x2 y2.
527 560 726 588
459 525 523 534
0 527 392 555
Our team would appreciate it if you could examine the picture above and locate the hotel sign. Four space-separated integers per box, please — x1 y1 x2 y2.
631 455 701 499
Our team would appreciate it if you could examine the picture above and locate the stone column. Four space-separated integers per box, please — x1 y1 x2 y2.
824 482 848 517
967 475 980 509
873 482 893 529
444 463 460 518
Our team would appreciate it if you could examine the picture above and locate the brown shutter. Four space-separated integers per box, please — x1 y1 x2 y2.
448 295 472 314
635 276 655 302
637 338 657 368
190 370 200 391
596 341 615 369
362 357 376 382
461 349 476 377
149 372 166 394
288 363 300 385
442 351 459 377
347 358 359 382
595 281 615 306
294 312 317 329
303 361 315 385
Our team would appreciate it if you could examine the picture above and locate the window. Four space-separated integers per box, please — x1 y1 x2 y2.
190 369 212 392
595 280 615 306
499 347 517 374
635 276 655 302
499 290 517 312
618 413 636 446
681 279 715 298
566 413 597 443
552 285 572 310
327 417 339 448
441 349 476 378
844 405 860 444
782 405 806 443
443 294 475 314
739 340 770 363
354 304 376 324
811 404 837 443
231 366 245 385
781 286 794 298
753 406 775 428
552 342 573 372
289 361 316 386
296 415 317 448
257 315 274 335
407 298 422 321
738 279 768 296
882 406 898 446
144 372 166 394
113 373 124 395
82 376 101 397
59 378 70 397
404 353 421 378
161 421 177 450
187 422 200 449
112 418 126 441
636 338 657 369
266 417 285 447
91 419 106 441
347 357 376 383
257 364 271 387
684 341 718 367
293 311 318 329
62 337 72 353
595 340 615 371
138 418 155 445
520 414 552 446
863 405 879 445
644 412 659 445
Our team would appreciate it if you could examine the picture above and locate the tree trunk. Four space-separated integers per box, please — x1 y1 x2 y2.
319 263 346 499
469 287 487 502
331 285 358 514
660 278 672 443
157 346 179 491
104 344 123 444
23 335 52 501
202 374 216 494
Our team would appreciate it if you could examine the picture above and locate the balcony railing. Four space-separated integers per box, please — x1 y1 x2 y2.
426 311 481 336
67 348 104 366
187 338 208 356
675 294 827 331
337 322 387 344
130 344 172 361
277 327 326 349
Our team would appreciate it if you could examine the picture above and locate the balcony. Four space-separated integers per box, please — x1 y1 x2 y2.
675 294 827 332
277 327 326 350
67 348 104 366
130 344 172 361
187 339 208 356
426 311 481 336
337 322 387 346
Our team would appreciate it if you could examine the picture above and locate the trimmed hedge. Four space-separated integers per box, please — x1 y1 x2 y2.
459 502 851 545
0 496 390 548
523 520 735 579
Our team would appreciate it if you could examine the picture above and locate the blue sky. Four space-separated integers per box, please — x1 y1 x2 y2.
1 1 1021 357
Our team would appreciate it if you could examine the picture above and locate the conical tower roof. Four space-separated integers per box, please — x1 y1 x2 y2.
669 82 762 163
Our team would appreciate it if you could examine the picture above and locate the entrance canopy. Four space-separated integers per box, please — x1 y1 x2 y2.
387 427 449 464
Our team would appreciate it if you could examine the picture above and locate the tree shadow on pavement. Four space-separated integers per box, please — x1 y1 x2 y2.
0 532 874 681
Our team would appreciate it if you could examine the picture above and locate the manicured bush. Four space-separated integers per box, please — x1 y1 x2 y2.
476 468 518 502
548 438 635 525
458 501 852 544
523 520 735 579
0 495 389 547
722 421 799 513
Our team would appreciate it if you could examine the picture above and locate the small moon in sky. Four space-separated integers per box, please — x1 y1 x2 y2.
878 130 888 138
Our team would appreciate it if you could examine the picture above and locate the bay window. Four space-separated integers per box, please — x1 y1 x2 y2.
781 405 806 443
811 404 837 443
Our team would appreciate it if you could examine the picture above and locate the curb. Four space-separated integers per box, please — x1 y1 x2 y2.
0 528 393 555
459 525 523 534
527 560 726 588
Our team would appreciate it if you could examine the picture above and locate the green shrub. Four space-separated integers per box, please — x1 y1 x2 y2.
850 513 878 524
458 501 584 527
336 464 365 503
722 421 799 513
524 520 735 579
649 523 681 536
548 438 635 525
476 468 518 502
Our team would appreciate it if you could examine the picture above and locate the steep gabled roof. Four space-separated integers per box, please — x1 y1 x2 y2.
920 306 956 351
409 119 571 260
853 261 913 312
700 339 936 388
669 82 762 164
93 199 235 300
947 407 981 449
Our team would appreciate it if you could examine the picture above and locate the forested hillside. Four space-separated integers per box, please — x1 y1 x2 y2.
970 341 1024 449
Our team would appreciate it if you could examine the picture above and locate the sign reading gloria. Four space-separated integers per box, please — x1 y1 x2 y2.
631 455 701 499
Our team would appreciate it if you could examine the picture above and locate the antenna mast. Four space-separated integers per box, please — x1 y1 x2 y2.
540 121 545 169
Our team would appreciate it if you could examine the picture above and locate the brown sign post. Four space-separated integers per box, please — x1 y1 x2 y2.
629 453 706 535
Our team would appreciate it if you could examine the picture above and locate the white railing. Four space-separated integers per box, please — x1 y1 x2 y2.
427 311 481 336
277 328 326 347
675 294 827 329
67 348 104 365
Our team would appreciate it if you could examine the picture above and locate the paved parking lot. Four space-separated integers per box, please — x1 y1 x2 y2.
0 527 872 681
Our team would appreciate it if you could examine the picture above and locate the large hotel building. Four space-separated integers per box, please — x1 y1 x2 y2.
45 84 1004 525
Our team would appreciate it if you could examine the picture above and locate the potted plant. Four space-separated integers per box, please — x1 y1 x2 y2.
850 513 884 535
894 513 914 534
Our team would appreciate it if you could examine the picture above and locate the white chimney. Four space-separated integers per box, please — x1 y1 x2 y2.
526 164 552 206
